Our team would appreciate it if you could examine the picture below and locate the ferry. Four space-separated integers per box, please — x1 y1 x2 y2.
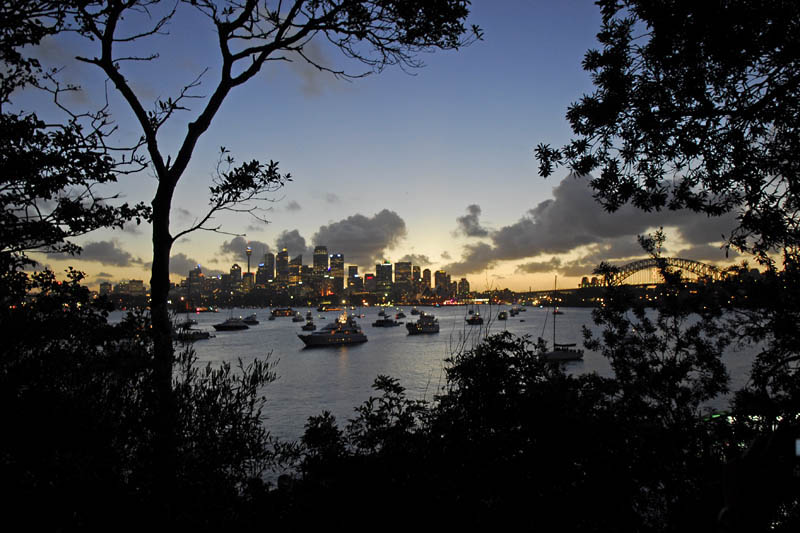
298 312 367 347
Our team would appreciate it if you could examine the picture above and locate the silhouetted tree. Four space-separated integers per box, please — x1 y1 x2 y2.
536 2 800 529
29 1 479 499
536 0 800 258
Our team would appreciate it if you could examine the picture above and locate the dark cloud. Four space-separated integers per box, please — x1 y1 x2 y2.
442 175 740 275
396 254 432 267
325 193 340 204
675 211 740 245
275 229 312 258
675 244 740 262
220 236 272 262
311 209 407 268
442 243 496 277
440 251 452 260
95 271 114 278
455 204 489 237
48 240 141 267
170 253 223 277
144 253 223 277
286 200 302 212
515 257 562 274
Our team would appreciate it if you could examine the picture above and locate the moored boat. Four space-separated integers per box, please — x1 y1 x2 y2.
298 312 367 347
242 313 259 325
406 312 439 335
271 307 295 317
213 317 249 331
373 317 402 327
466 313 483 325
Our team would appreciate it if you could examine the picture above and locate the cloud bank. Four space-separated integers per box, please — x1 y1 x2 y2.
445 175 739 277
311 209 407 268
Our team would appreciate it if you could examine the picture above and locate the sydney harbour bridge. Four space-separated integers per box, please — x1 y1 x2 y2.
605 258 723 286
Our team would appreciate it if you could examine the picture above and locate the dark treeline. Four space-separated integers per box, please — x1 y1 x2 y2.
2 1 799 531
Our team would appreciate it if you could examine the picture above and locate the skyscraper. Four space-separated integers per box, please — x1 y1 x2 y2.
395 262 411 284
422 268 431 290
313 246 328 276
276 249 289 284
263 253 275 281
330 253 344 292
289 255 302 285
230 264 242 283
434 270 447 291
376 261 393 293
457 277 470 297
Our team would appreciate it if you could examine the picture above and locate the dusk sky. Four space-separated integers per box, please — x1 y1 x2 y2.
21 1 740 291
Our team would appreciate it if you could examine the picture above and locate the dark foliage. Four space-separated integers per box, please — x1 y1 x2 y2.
536 0 800 257
0 269 278 530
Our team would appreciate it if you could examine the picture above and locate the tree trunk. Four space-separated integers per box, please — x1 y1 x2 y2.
149 188 176 518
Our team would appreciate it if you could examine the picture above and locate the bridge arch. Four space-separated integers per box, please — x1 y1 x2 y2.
609 258 722 286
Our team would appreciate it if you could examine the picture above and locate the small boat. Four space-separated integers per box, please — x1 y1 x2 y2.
306 310 313 320
298 312 367 347
541 276 583 362
301 321 316 331
268 315 276 321
175 328 213 341
292 312 305 322
372 317 402 327
406 312 439 335
271 308 295 317
410 307 420 315
497 311 508 321
395 310 406 319
213 317 249 331
466 313 483 325
242 313 259 325
378 309 387 317
542 342 584 362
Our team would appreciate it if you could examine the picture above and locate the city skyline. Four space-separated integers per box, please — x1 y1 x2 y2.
20 1 741 291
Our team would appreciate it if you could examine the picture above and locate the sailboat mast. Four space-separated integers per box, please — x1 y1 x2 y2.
553 275 557 347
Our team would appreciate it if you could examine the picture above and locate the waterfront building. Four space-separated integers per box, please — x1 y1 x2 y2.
348 274 363 291
276 249 289 284
255 263 269 286
230 264 242 283
422 268 431 290
376 261 393 293
242 271 254 292
458 277 470 297
434 270 447 291
263 252 275 281
395 262 411 284
313 246 328 277
289 255 302 285
330 253 344 292
188 265 204 296
364 273 376 292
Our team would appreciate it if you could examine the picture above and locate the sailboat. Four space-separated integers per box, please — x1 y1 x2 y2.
541 276 583 362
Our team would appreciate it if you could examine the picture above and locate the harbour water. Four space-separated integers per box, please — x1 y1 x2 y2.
113 305 758 443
